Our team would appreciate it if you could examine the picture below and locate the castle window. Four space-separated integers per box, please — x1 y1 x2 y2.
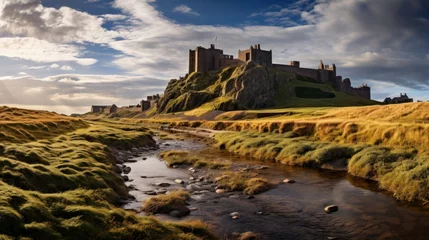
246 52 250 61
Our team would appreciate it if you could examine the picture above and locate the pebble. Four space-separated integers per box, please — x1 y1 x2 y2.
155 183 171 187
216 189 225 194
247 195 255 199
283 179 296 184
142 157 147 160
189 177 195 180
141 176 147 178
156 189 168 194
324 205 339 213
230 212 240 219
123 167 132 174
259 166 269 170
143 191 157 196
126 159 138 163
175 179 185 184
232 216 239 220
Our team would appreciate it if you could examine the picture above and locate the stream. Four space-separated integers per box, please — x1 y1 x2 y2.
121 132 429 240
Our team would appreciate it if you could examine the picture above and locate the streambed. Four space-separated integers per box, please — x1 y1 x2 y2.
121 132 429 240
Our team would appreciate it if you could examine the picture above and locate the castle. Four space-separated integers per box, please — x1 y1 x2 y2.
188 44 371 100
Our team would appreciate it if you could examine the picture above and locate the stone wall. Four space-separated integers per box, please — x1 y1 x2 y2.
273 64 319 81
238 44 272 67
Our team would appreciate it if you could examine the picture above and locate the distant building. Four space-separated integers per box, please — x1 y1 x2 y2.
384 93 413 104
90 104 117 113
91 105 108 113
141 94 161 111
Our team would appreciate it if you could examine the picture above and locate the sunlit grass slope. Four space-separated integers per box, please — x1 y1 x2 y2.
0 107 214 239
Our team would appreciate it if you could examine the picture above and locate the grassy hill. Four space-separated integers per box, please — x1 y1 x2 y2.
156 63 378 115
0 107 213 239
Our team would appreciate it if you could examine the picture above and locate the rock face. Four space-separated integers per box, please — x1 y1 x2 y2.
157 62 292 113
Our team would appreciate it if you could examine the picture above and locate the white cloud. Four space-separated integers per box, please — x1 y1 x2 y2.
173 5 200 16
101 14 128 21
50 63 60 69
0 38 97 65
60 65 74 71
0 0 120 44
18 72 27 75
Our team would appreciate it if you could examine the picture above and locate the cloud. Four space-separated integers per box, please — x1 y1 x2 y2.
50 64 60 69
101 14 128 21
173 5 200 16
0 38 98 65
60 65 74 71
0 0 120 44
0 73 169 114
109 0 429 89
18 72 27 75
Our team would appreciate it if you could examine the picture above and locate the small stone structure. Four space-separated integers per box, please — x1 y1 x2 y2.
188 43 371 100
90 104 117 113
141 94 160 111
384 93 413 104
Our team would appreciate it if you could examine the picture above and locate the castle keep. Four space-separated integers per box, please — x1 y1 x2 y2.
188 44 371 100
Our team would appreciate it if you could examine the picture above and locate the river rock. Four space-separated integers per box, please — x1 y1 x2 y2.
121 175 129 181
126 159 138 163
259 166 269 170
198 176 205 182
186 184 201 191
216 189 225 194
283 179 296 184
123 167 132 174
143 190 157 196
175 179 185 184
155 183 171 187
230 212 240 219
189 176 195 180
324 205 339 213
247 195 255 199
156 189 168 194
142 157 147 160
169 206 190 218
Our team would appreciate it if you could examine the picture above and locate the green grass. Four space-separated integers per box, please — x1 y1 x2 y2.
142 190 190 214
0 107 215 239
159 150 231 170
215 130 429 203
215 172 270 195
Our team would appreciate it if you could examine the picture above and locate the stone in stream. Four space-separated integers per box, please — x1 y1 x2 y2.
142 157 147 160
175 179 185 184
169 206 190 218
186 184 202 191
246 195 255 199
324 205 339 213
283 179 296 184
143 190 157 196
230 212 240 219
123 166 132 174
126 159 138 163
189 176 195 180
121 175 129 181
155 183 171 187
141 176 147 178
259 166 269 170
155 189 168 194
216 189 225 194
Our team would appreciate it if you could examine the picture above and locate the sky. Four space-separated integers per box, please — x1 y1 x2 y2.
0 0 428 114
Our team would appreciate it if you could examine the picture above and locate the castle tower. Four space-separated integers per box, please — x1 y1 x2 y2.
238 44 272 67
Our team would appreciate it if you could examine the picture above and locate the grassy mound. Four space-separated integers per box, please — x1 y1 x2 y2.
215 172 270 195
159 150 231 170
142 190 190 215
215 130 428 203
0 107 214 239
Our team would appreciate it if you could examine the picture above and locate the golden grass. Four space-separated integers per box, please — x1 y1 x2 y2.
215 172 270 195
159 150 231 170
142 190 190 214
0 106 214 239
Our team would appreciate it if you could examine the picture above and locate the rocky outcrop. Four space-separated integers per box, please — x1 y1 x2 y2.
157 62 292 113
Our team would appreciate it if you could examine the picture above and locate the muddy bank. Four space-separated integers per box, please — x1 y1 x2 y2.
120 130 429 240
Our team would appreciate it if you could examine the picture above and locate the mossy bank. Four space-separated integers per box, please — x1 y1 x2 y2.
0 107 214 240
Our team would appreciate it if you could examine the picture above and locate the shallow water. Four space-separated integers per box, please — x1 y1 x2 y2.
122 135 429 240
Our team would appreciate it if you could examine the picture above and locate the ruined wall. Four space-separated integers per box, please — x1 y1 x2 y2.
238 44 272 67
189 50 195 73
273 64 319 80
220 58 245 68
